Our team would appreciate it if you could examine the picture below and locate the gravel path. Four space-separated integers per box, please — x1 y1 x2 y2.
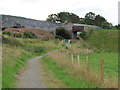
17 56 48 88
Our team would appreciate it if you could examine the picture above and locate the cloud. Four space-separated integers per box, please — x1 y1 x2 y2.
19 0 40 3
0 0 119 25
118 1 120 24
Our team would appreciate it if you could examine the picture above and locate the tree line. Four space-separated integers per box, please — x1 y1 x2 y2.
46 11 119 29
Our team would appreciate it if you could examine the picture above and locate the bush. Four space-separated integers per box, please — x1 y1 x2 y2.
80 29 93 40
80 30 87 39
23 31 37 39
56 26 71 39
2 36 23 47
2 31 12 36
21 26 25 28
13 33 22 38
24 45 44 53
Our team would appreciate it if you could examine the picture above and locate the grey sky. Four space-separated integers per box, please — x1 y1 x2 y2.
0 0 119 25
118 1 120 24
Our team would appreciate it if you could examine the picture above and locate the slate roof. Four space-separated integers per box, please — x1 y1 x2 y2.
1 15 62 30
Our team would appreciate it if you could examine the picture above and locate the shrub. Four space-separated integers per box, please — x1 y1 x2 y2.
23 45 44 53
2 36 23 47
56 26 71 39
80 30 87 39
23 31 37 39
13 33 22 38
21 26 25 28
80 29 93 40
2 27 6 31
2 31 12 36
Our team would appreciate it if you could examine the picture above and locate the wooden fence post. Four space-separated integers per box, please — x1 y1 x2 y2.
77 55 80 67
100 59 104 82
87 49 89 54
61 39 64 44
86 56 89 74
67 51 68 54
71 54 74 64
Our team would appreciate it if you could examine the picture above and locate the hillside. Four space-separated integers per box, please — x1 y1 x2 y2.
2 29 119 88
86 30 118 52
40 30 118 88
3 28 54 39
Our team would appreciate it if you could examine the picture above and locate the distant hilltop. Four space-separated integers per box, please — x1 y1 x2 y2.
0 14 62 31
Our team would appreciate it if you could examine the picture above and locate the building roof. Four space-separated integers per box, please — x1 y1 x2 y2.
1 15 63 30
73 23 100 27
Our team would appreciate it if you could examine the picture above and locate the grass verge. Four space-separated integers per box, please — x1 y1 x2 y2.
41 55 100 88
2 36 64 88
41 50 118 88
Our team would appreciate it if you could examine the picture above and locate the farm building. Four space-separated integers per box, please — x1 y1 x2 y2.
0 15 62 32
1 14 102 39
64 23 102 39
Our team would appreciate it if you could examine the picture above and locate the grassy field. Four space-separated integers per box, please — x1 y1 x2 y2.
2 29 119 88
41 30 118 88
41 50 118 88
86 29 118 52
2 36 63 88
42 56 99 88
72 52 118 81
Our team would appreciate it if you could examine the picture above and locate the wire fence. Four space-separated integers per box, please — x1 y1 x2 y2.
67 52 119 82
66 52 119 72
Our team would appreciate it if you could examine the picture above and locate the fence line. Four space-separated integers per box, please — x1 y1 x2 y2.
71 53 74 64
100 59 104 82
86 56 89 74
77 55 80 67
69 53 118 83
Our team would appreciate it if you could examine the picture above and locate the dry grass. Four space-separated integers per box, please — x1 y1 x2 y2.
39 60 67 88
61 40 94 56
4 28 54 38
46 50 118 88
2 36 64 88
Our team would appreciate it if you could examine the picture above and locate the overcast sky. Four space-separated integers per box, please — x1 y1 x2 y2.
0 0 119 25
118 1 120 24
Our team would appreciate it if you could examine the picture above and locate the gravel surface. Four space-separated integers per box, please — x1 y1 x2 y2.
18 56 48 88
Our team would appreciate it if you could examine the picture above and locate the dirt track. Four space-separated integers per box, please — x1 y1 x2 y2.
17 56 48 88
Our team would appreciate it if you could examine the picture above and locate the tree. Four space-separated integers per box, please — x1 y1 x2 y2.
101 21 111 29
46 12 80 23
79 18 85 24
84 12 113 29
115 24 120 30
95 15 106 27
46 11 113 29
46 14 59 22
84 12 96 25
69 13 80 23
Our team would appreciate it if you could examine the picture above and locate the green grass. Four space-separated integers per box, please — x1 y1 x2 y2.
41 56 99 88
2 29 119 88
82 30 118 80
86 30 118 52
2 53 35 88
2 36 64 88
73 52 118 80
